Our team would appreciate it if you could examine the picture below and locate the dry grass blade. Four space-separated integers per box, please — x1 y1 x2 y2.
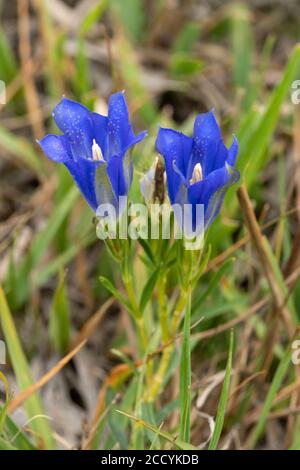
237 183 294 338
8 340 86 413
17 0 44 139
69 297 115 350
293 105 300 221
206 205 300 274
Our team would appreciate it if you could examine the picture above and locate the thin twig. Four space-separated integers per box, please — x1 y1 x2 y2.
69 298 115 351
8 341 86 413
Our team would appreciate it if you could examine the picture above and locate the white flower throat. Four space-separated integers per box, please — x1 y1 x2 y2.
92 139 105 161
189 162 203 185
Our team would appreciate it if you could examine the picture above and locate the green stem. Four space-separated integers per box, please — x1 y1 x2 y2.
123 272 148 353
171 288 189 333
121 240 148 354
179 285 192 442
157 275 169 343
146 286 188 402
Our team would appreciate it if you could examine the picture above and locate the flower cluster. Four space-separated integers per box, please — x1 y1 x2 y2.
39 92 239 236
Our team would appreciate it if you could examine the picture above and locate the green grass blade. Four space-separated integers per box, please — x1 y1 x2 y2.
231 4 253 97
238 44 300 183
112 0 145 44
139 266 160 312
5 186 80 309
0 27 17 81
30 186 79 267
115 410 197 450
0 410 36 450
99 276 135 316
79 0 108 36
0 436 17 450
0 286 54 449
248 339 293 448
179 287 192 443
49 269 71 354
0 127 45 177
208 329 234 450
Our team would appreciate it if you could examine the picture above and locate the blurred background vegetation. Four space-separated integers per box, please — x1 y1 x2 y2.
1 0 300 450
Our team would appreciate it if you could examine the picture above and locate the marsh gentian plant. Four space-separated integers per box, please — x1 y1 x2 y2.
38 93 240 408
156 111 239 236
39 91 147 216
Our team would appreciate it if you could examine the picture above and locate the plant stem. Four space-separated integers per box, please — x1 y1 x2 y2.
157 275 169 342
171 288 189 333
121 239 148 354
179 285 192 442
123 272 148 353
146 285 188 402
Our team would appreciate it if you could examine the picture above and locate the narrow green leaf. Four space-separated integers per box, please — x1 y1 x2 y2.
0 410 36 450
0 28 17 81
115 409 197 450
238 44 300 183
248 339 293 448
193 258 234 311
36 232 95 287
112 0 145 43
99 276 134 316
73 38 91 98
231 3 253 91
0 286 54 449
172 22 200 53
0 436 16 450
80 0 108 36
262 237 296 322
170 53 203 78
139 266 160 312
179 287 192 443
137 239 155 265
30 186 79 268
5 186 80 309
0 127 44 176
49 269 71 354
209 329 234 450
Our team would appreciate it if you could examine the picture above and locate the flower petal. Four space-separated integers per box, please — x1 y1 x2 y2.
94 163 117 208
205 164 239 228
53 97 94 159
38 134 70 163
188 164 239 230
123 130 148 187
156 127 193 204
107 91 135 157
106 155 128 199
64 158 102 211
191 110 228 177
124 130 148 151
227 134 238 166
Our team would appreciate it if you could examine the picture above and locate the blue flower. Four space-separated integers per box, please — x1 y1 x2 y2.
38 91 147 214
156 111 239 235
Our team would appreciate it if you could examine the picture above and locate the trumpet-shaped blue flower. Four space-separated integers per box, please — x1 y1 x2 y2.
38 92 147 215
156 111 239 234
